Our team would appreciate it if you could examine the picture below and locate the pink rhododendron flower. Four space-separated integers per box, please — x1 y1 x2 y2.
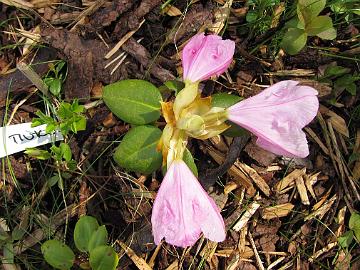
227 80 319 158
151 160 225 247
182 33 235 83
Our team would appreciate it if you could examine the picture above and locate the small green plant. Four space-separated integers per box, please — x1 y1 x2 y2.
32 99 86 136
320 65 359 96
245 0 281 35
43 60 67 97
42 216 118 270
330 0 360 20
338 212 360 250
281 0 337 55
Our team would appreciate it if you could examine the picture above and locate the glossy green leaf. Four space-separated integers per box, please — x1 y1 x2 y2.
103 79 162 125
349 213 360 242
211 93 242 108
88 225 108 253
183 148 198 177
74 216 99 252
89 245 118 270
281 28 307 55
297 0 326 24
114 125 162 174
41 240 74 270
306 16 335 37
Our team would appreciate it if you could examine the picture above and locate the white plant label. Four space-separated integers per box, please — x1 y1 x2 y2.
0 122 63 158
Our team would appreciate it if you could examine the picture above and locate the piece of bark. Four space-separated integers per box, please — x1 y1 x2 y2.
0 48 57 107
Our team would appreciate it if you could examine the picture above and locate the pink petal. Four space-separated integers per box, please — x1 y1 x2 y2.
182 33 235 82
227 80 319 158
151 160 226 247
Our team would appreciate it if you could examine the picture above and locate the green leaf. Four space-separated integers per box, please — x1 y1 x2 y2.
211 93 242 108
114 125 162 174
48 174 60 187
324 66 350 78
338 230 354 249
346 83 357 96
74 216 99 252
183 148 198 177
280 28 307 55
246 10 258 23
49 78 62 96
24 148 51 160
349 213 360 242
88 226 108 253
210 93 247 137
223 124 248 137
103 79 162 125
297 0 326 24
89 245 118 270
41 240 74 270
3 242 14 264
316 27 337 40
285 17 305 30
163 80 185 95
60 143 72 162
306 16 334 36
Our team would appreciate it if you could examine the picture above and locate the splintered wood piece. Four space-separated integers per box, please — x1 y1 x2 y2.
336 206 347 238
303 174 317 200
295 176 310 205
309 242 337 263
105 19 145 59
208 0 233 34
232 199 261 231
262 203 295 220
275 168 306 193
313 187 332 211
264 69 315 76
305 195 337 221
305 127 329 155
209 135 228 153
237 162 271 197
248 232 265 270
118 241 152 270
165 260 179 270
205 146 256 195
162 4 182 16
200 241 218 262
319 105 349 137
224 181 239 194
267 257 286 270
148 241 162 268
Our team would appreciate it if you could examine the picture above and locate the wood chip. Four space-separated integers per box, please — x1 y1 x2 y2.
305 195 336 221
118 241 152 270
162 4 182 16
232 199 261 231
105 19 145 59
275 168 306 193
295 176 310 205
237 162 271 196
319 105 349 137
262 203 295 220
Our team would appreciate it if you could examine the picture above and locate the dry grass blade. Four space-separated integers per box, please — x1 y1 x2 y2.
17 62 49 96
